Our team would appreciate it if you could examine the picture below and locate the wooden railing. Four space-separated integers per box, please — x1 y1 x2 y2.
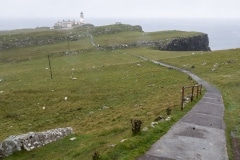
181 84 202 110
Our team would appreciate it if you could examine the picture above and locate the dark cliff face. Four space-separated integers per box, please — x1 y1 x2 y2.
158 34 211 51
104 34 211 51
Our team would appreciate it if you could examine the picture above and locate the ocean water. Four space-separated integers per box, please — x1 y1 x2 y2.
1 18 240 50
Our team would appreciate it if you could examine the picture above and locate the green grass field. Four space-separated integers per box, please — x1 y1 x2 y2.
0 25 239 159
0 46 198 159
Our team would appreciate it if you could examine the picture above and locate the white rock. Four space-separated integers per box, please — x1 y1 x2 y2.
151 122 158 128
42 107 45 110
70 137 76 141
72 77 77 80
108 144 116 147
0 91 4 94
142 127 148 131
64 97 68 100
102 106 109 109
166 116 171 121
120 139 128 142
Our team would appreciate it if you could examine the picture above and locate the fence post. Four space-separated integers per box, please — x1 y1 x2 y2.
199 84 202 95
181 86 185 111
191 86 194 102
196 85 199 98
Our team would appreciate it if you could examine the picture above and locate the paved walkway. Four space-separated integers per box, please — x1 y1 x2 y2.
138 59 228 160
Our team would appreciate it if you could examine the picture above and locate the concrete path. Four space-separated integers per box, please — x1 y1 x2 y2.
138 59 228 160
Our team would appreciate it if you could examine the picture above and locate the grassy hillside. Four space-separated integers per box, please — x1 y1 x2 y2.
0 49 199 159
6 23 240 159
0 24 205 159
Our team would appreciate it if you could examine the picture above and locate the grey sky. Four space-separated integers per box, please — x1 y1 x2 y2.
1 0 240 19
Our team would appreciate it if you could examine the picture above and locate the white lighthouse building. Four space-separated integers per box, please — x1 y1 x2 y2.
54 12 86 29
80 12 85 24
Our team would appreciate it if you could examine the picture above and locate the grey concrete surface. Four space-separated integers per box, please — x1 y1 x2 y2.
138 59 228 160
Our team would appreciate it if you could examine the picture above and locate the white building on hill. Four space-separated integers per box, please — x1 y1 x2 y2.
54 12 85 29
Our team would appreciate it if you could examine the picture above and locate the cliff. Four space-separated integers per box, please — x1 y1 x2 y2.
159 34 210 51
0 24 210 51
102 33 210 51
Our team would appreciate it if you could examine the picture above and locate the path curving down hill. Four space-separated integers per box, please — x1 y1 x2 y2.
138 58 228 160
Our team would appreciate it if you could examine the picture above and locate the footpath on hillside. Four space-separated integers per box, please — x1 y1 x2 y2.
138 58 228 160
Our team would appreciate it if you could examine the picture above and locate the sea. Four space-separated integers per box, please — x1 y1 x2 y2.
1 18 240 51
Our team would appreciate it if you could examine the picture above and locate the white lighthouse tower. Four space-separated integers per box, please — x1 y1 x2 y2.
80 12 85 24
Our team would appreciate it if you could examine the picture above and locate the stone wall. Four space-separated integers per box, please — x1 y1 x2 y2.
0 127 73 158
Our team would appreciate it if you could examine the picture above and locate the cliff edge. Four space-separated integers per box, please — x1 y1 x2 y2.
159 34 210 51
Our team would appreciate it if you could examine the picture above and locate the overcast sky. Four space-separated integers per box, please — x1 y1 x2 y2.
1 0 240 19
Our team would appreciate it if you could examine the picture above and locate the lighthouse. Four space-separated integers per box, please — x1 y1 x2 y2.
80 12 85 24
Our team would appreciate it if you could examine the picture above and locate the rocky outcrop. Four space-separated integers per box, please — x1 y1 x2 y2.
158 34 210 51
0 127 73 158
101 34 210 51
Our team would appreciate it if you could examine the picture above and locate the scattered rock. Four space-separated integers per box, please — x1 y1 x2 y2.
151 122 158 128
142 127 148 131
101 106 109 110
166 116 171 121
120 139 128 143
69 137 76 141
107 144 116 147
64 97 68 101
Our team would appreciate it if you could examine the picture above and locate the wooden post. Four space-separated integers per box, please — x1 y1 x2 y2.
191 86 194 102
196 85 199 98
48 55 53 79
181 86 185 111
199 84 202 95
